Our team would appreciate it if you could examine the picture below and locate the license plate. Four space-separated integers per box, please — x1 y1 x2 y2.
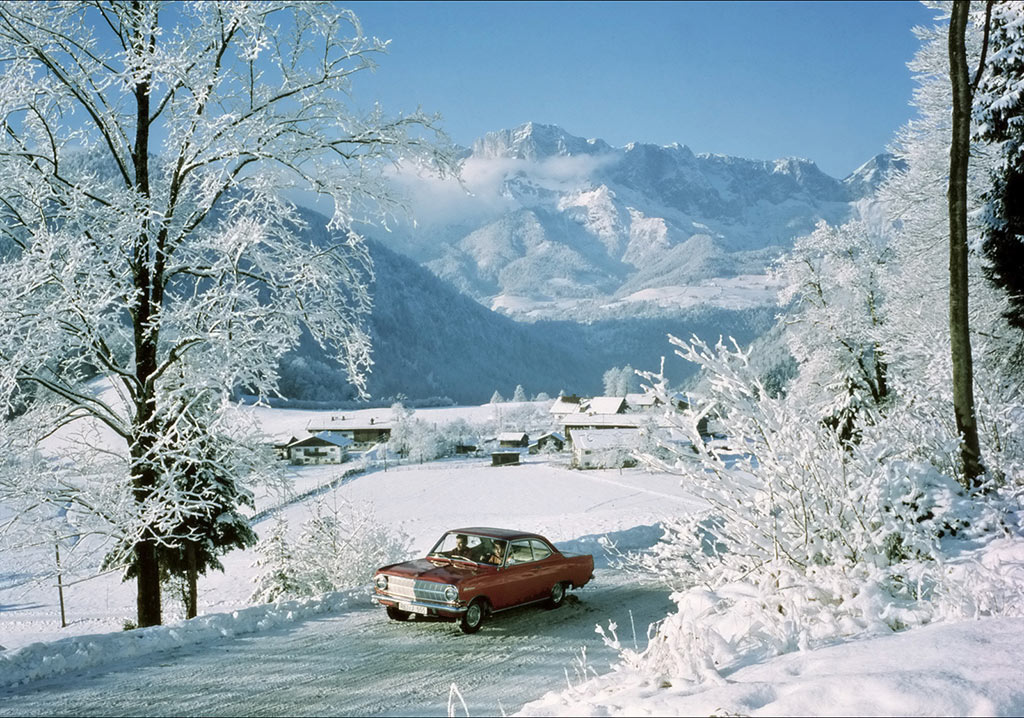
399 601 427 615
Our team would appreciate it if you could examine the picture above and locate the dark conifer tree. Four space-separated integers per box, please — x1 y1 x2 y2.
975 2 1024 331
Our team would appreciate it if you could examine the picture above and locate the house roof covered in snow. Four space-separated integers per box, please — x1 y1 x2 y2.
625 392 661 409
586 397 628 415
549 396 583 415
305 416 393 432
289 432 353 449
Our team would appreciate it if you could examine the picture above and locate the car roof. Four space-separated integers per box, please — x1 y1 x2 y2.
447 527 549 542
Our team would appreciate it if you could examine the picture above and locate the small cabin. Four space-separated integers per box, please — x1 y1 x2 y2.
528 431 565 454
491 451 521 467
497 431 529 448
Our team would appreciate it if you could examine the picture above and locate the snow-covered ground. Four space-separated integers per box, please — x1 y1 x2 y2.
1 402 1023 716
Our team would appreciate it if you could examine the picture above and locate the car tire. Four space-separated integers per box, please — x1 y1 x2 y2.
386 606 411 621
547 581 566 609
459 599 486 634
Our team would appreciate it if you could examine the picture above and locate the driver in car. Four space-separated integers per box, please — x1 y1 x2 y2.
448 533 471 559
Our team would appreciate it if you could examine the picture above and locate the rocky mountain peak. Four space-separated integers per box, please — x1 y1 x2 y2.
472 122 612 160
843 153 907 195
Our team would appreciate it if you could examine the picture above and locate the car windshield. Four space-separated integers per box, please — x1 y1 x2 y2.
428 532 509 566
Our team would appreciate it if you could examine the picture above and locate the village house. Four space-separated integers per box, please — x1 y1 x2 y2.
272 435 299 460
570 428 641 469
560 413 647 442
287 432 353 465
305 415 392 446
625 392 662 411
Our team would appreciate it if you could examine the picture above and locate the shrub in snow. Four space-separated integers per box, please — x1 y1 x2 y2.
251 498 410 602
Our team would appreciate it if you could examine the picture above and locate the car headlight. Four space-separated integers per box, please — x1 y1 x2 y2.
444 585 458 602
375 574 388 590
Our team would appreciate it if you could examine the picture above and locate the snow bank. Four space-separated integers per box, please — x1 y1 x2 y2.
0 587 365 689
517 617 1024 716
557 523 664 568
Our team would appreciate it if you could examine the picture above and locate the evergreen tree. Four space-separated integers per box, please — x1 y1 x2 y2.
975 0 1024 332
250 518 301 604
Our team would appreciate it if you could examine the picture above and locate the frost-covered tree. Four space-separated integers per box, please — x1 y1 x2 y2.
512 384 528 403
877 2 1019 486
489 390 505 404
602 365 638 396
387 402 415 458
774 219 890 444
0 2 456 626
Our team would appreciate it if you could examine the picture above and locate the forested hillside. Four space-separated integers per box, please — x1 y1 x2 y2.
276 223 776 404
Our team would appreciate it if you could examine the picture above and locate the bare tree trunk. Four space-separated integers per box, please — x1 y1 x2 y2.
130 2 163 627
948 1 985 487
186 542 198 620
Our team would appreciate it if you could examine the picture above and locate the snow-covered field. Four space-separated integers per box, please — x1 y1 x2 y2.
1 402 1022 716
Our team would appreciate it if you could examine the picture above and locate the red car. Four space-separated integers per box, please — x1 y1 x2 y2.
372 527 594 633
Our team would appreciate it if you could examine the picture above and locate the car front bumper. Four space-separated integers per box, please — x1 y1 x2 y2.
372 594 468 617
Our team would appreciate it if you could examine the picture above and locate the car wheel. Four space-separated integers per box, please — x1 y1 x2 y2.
386 606 410 621
459 599 486 634
547 581 566 609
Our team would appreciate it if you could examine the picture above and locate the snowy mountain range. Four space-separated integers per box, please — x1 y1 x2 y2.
382 122 898 318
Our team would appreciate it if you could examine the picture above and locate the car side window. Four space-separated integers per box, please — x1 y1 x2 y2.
507 540 534 565
529 539 552 561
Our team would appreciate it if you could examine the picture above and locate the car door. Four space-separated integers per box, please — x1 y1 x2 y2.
502 539 543 605
528 539 564 599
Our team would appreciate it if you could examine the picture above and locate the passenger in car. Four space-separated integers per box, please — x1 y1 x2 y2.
483 539 507 565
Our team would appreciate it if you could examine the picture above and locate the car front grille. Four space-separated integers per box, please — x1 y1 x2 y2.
385 576 454 604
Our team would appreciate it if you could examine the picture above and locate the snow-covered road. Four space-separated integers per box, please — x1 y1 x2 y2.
0 570 672 716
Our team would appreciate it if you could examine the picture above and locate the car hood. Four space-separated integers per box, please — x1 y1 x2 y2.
378 558 494 584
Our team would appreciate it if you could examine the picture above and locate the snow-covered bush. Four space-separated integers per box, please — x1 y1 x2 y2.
624 335 1022 683
251 498 410 603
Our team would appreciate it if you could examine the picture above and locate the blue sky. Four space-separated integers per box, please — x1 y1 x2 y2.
344 1 939 178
